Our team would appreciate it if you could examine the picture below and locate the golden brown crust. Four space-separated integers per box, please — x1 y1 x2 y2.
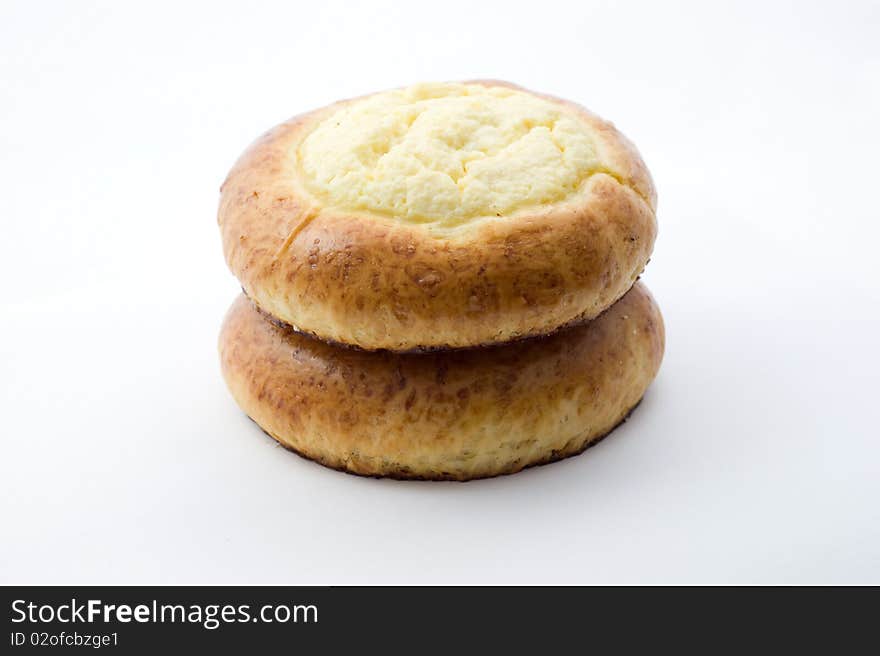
218 81 657 351
218 282 665 481
252 400 642 482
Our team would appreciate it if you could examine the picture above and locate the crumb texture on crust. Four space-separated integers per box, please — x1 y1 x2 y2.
218 282 665 481
297 82 607 226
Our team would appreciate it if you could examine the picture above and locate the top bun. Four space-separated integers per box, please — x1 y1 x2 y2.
219 81 656 351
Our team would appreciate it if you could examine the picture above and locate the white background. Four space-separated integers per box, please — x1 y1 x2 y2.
2 0 878 584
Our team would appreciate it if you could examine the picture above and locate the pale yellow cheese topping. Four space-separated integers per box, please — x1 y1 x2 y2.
297 83 602 226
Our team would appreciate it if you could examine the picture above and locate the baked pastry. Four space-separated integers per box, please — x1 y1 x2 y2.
218 282 664 481
219 81 656 351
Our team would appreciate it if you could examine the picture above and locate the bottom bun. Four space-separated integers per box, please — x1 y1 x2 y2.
219 282 664 481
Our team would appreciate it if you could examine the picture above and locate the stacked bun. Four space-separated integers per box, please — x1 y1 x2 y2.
218 81 663 480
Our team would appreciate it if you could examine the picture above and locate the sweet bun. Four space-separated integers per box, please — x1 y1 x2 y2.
219 81 657 351
218 282 664 481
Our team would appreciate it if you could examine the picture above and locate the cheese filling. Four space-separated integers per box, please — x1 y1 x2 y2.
297 83 602 226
